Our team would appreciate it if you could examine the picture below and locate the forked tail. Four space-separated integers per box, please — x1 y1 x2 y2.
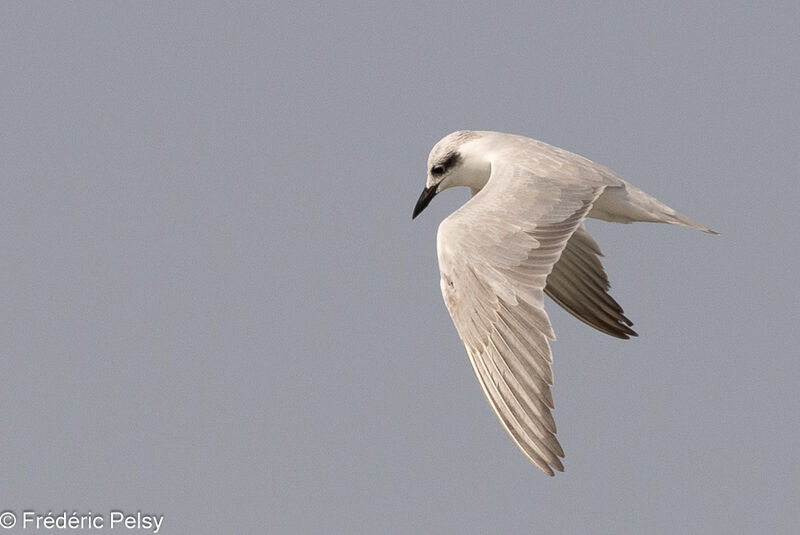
589 182 718 234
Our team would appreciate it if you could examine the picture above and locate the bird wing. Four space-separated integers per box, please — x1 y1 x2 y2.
544 224 637 339
436 156 611 475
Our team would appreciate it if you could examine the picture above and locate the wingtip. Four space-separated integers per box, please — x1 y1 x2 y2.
540 465 556 477
543 462 565 477
533 453 565 477
617 323 639 339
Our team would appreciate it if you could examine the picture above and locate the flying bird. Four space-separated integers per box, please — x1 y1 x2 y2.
412 130 716 476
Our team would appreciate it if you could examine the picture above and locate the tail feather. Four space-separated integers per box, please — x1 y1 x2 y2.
662 209 718 235
590 182 718 234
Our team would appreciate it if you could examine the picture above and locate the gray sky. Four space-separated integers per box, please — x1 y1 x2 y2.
2 2 798 534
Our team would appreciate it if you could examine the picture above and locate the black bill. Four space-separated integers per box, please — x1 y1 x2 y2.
412 184 438 219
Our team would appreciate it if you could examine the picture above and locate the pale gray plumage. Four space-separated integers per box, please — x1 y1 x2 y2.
413 130 715 476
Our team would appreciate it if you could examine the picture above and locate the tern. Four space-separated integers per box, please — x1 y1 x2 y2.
412 130 716 475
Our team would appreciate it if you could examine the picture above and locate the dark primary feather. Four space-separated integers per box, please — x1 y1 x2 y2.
544 226 637 339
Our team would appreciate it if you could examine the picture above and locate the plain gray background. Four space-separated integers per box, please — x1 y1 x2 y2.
2 2 798 533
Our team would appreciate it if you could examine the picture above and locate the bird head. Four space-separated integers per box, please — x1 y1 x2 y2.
413 130 492 218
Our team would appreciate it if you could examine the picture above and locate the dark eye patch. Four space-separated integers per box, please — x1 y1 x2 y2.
431 151 461 176
442 151 461 169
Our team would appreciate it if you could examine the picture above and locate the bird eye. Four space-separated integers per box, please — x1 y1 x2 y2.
431 165 445 176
